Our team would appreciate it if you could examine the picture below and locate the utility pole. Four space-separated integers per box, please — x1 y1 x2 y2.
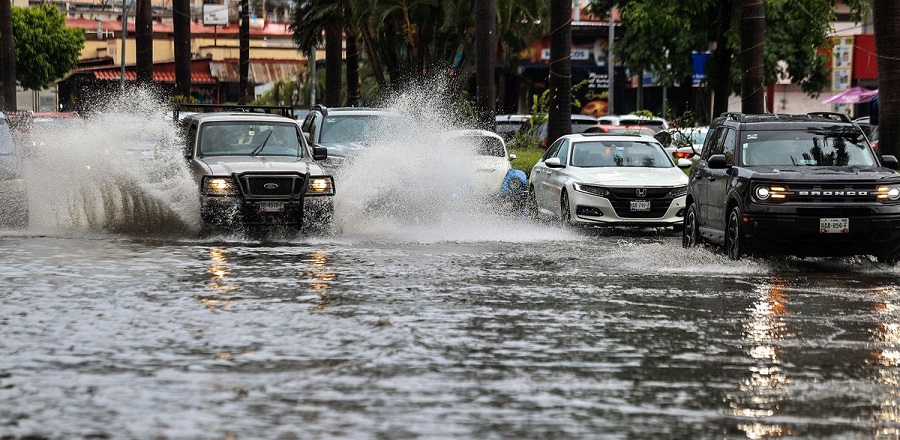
120 0 134 94
238 0 249 104
173 0 191 98
607 5 615 115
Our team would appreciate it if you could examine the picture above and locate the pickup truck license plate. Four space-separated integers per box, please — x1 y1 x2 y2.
630 200 651 211
820 217 849 234
258 201 285 213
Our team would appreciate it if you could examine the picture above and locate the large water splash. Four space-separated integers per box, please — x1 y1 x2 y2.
19 88 200 236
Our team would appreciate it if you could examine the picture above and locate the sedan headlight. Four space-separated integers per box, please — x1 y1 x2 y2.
573 182 610 197
667 185 688 198
876 185 900 202
202 176 239 196
308 176 335 195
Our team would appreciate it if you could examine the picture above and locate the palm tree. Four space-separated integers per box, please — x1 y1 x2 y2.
547 0 572 145
0 0 15 110
173 0 191 98
740 0 764 113
874 0 900 158
475 0 496 128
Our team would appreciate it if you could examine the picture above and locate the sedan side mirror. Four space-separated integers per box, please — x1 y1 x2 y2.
881 154 899 169
312 145 328 161
544 157 565 168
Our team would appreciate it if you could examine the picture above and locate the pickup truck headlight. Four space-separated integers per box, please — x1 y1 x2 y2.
308 176 335 195
573 182 610 197
202 176 239 196
753 184 788 202
876 185 900 202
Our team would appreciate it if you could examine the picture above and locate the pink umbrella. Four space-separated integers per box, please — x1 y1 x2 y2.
820 87 879 104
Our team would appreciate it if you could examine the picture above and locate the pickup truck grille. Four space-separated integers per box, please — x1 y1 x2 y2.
236 173 306 199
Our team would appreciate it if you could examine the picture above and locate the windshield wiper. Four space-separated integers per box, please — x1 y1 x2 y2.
249 131 273 156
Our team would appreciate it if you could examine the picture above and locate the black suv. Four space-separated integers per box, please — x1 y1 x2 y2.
682 112 900 262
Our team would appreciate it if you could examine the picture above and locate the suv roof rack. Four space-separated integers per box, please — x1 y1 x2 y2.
173 103 293 122
806 112 851 123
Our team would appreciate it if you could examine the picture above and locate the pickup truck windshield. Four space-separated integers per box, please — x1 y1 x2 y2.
200 122 302 157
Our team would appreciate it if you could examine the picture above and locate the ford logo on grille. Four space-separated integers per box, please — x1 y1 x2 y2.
263 183 279 190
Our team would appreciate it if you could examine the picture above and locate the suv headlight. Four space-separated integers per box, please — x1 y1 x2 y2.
876 185 900 202
202 176 239 196
308 176 335 195
753 184 788 202
573 182 610 197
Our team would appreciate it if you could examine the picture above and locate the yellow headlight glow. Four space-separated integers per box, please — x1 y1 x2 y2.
308 177 334 194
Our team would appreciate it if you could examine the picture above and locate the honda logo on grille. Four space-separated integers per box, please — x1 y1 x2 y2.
636 188 647 197
263 183 279 190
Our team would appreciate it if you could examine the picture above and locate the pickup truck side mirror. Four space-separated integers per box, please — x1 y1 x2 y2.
312 145 328 161
881 154 899 169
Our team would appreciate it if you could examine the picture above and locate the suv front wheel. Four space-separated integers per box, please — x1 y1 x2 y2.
682 204 700 248
725 206 745 260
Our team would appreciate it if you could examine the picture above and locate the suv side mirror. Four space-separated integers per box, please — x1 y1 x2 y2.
312 145 328 161
707 154 728 169
881 154 899 169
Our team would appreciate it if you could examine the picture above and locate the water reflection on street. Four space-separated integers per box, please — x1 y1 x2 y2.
3 226 900 439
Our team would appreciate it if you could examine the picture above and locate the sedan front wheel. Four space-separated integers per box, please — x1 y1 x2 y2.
560 191 573 226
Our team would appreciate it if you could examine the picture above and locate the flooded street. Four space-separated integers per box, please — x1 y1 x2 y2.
4 92 900 439
4 227 900 439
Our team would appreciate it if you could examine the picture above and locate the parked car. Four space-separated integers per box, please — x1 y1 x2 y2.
683 112 900 262
532 114 599 148
494 114 530 143
0 112 27 227
177 105 335 232
597 114 669 133
442 129 516 198
655 126 710 161
584 124 657 136
527 132 690 229
300 105 408 170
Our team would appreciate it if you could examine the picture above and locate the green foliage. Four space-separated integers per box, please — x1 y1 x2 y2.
11 5 85 91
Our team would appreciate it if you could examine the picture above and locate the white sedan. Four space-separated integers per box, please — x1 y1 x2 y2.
442 129 515 196
527 133 690 229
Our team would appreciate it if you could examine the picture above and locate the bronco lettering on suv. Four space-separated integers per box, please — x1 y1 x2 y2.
682 112 900 263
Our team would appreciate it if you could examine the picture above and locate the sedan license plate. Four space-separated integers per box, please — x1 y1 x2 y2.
820 217 849 234
258 201 285 213
630 200 651 212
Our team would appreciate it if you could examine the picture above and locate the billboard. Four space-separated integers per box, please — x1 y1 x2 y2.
203 4 229 26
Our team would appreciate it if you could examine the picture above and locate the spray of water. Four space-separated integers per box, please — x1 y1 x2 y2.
332 77 574 243
20 88 200 236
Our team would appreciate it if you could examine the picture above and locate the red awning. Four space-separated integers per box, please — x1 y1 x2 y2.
93 69 217 84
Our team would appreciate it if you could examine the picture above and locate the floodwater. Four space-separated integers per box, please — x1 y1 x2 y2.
4 91 900 439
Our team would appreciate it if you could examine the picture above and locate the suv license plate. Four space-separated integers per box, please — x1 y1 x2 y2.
259 201 285 213
820 217 849 234
630 200 651 211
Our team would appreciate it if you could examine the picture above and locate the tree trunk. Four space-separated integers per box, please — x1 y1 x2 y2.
475 0 497 129
346 30 360 106
740 0 765 114
238 0 250 104
325 22 342 107
874 0 900 158
173 0 191 98
135 0 153 84
710 0 734 119
0 0 15 111
547 0 572 146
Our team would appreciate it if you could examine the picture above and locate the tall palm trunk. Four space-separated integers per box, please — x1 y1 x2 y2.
710 0 733 120
239 0 250 104
135 0 153 84
324 22 342 107
874 0 900 158
0 0 15 111
346 30 360 106
547 0 572 145
173 0 191 98
475 0 496 129
740 0 765 114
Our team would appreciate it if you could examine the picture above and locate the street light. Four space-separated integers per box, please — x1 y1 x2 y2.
120 0 136 93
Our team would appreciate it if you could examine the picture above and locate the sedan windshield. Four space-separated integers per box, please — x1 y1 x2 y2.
741 130 875 167
200 122 302 157
570 140 673 168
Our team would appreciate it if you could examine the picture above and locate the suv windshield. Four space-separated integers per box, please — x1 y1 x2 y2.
571 140 672 168
200 122 301 157
741 129 875 167
320 115 402 144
